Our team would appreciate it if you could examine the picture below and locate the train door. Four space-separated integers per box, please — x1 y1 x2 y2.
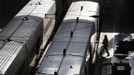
100 61 131 75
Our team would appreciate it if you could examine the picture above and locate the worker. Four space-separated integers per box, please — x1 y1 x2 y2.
100 35 110 57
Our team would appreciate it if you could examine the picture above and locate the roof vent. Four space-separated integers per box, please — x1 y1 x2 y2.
70 31 73 37
76 17 79 22
80 6 83 11
63 49 66 56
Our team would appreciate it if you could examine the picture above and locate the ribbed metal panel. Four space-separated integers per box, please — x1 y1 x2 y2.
0 41 26 75
11 20 41 40
71 37 89 43
0 20 23 41
10 20 42 56
0 41 5 51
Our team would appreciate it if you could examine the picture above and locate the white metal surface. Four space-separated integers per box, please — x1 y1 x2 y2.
0 20 23 41
36 1 99 75
0 41 26 75
0 0 56 74
64 1 99 21
16 0 55 49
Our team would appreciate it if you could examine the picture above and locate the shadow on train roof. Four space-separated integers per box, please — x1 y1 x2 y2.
11 15 43 23
73 0 99 2
63 19 95 23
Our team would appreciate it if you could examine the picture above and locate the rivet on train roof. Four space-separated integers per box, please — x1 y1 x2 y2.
23 17 28 20
70 31 73 37
63 49 66 56
76 17 79 22
81 6 83 11
54 71 58 75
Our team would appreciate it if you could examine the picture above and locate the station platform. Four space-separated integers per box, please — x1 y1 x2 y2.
93 0 134 75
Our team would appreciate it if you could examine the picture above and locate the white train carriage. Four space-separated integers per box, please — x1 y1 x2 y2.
0 0 55 75
35 1 99 75
15 0 56 49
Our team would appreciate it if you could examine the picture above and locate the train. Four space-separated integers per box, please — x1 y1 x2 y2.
0 0 55 75
35 0 99 75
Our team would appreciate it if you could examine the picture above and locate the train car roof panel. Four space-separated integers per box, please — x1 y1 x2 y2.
30 0 55 18
38 55 62 74
0 20 23 41
64 15 79 21
11 20 40 39
68 1 85 12
31 2 53 14
71 37 89 43
66 11 81 16
57 22 76 33
83 1 99 12
53 36 70 42
58 56 83 75
74 27 92 38
67 42 87 57
16 5 37 16
81 11 98 17
47 41 68 55
76 21 93 28
0 41 25 74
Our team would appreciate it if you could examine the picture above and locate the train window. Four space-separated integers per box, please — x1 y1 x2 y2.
112 63 131 75
117 66 125 70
